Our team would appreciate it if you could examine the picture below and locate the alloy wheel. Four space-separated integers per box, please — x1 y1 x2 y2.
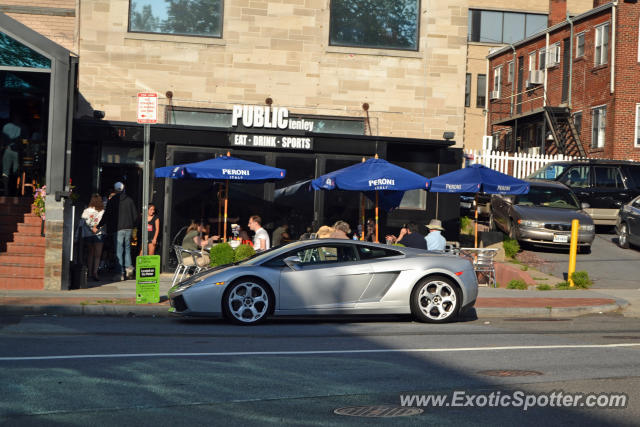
413 279 459 322
226 281 271 324
618 223 630 249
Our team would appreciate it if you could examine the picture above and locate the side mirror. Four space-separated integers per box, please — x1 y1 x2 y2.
504 195 515 204
581 202 590 209
283 256 302 270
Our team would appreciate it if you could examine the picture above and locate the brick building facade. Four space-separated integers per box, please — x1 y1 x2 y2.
487 0 640 161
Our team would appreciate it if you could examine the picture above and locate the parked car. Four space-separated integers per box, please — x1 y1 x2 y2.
615 195 640 249
490 179 595 252
528 159 640 225
168 239 478 324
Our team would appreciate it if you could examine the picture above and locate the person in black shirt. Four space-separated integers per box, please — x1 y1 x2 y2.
385 222 427 250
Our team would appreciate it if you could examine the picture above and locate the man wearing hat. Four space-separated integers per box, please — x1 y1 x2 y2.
425 219 446 251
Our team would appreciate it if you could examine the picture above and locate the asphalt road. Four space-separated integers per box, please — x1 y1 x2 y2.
520 228 640 289
1 314 639 426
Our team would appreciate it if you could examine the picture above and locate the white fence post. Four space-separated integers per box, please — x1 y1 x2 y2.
466 148 586 178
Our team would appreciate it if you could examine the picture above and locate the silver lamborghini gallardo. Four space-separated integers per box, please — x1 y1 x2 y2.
168 239 478 325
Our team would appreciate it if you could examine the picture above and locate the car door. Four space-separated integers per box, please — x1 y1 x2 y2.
490 194 510 232
278 243 372 310
628 197 640 244
558 165 592 206
591 166 631 212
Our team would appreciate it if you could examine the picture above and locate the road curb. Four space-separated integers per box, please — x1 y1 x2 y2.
0 299 629 319
476 299 629 318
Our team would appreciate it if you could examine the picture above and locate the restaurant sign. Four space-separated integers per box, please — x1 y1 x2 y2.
232 105 314 132
230 133 313 151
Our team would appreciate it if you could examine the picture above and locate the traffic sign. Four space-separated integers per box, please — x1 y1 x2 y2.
137 92 157 124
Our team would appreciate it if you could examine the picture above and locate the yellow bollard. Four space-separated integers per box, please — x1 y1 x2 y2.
568 219 579 287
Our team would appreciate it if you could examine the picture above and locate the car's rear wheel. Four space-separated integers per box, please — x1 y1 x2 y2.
223 279 273 325
618 223 630 249
411 275 461 323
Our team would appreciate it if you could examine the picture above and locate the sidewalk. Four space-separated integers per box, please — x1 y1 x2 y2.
0 270 631 319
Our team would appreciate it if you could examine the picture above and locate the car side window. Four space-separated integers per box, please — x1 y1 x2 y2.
559 166 589 188
295 245 358 265
625 166 640 189
357 245 403 260
593 166 624 189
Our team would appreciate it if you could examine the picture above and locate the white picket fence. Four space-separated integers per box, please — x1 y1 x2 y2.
465 149 584 179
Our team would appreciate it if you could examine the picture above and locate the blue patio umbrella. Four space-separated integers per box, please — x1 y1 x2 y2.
311 157 429 242
428 163 529 247
155 154 285 241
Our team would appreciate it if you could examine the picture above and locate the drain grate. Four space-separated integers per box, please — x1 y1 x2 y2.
334 405 423 418
478 369 543 377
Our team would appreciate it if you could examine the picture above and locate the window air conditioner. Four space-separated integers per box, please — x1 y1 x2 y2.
530 70 544 84
490 90 500 100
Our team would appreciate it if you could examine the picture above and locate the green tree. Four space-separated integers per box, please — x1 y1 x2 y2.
163 0 222 36
330 0 418 49
130 3 161 32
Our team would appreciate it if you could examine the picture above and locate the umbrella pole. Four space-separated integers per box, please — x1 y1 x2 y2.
217 184 222 237
223 180 229 242
375 191 379 243
474 193 479 248
360 193 365 240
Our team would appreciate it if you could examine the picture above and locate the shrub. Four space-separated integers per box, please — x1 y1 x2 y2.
571 271 592 289
234 244 256 263
554 281 572 290
460 216 473 235
507 279 528 290
209 242 234 267
503 237 520 259
537 284 552 291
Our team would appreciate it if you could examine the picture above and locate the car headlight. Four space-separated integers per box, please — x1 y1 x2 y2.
580 224 595 232
518 219 544 228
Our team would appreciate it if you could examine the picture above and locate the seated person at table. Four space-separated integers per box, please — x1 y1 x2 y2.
181 222 218 266
316 225 334 239
425 219 446 251
272 222 290 247
385 222 427 249
248 215 270 252
329 220 351 239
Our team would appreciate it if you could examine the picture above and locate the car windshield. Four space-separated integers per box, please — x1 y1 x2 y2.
514 186 580 209
528 163 569 180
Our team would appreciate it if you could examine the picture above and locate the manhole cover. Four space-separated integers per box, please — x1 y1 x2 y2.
478 369 543 377
334 405 423 418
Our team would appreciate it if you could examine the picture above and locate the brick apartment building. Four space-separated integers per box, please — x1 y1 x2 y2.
486 0 640 161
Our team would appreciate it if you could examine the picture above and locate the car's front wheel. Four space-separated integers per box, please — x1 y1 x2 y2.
411 275 461 323
223 279 273 325
618 223 630 249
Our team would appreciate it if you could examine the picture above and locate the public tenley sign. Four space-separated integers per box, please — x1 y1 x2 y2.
229 104 314 150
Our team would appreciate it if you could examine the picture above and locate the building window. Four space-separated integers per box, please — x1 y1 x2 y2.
468 10 547 44
528 51 536 77
573 111 582 137
477 74 486 108
329 0 419 50
538 48 546 69
591 106 606 148
507 61 514 83
128 0 223 37
576 32 585 58
493 66 502 99
465 73 471 107
635 104 640 147
594 23 609 66
548 43 561 66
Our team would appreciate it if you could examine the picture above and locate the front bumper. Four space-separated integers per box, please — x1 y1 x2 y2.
516 227 595 246
169 282 226 317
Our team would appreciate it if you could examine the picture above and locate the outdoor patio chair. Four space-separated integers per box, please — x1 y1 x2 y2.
171 245 208 286
459 247 498 287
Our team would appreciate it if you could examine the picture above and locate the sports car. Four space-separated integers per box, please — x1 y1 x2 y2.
168 239 478 324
